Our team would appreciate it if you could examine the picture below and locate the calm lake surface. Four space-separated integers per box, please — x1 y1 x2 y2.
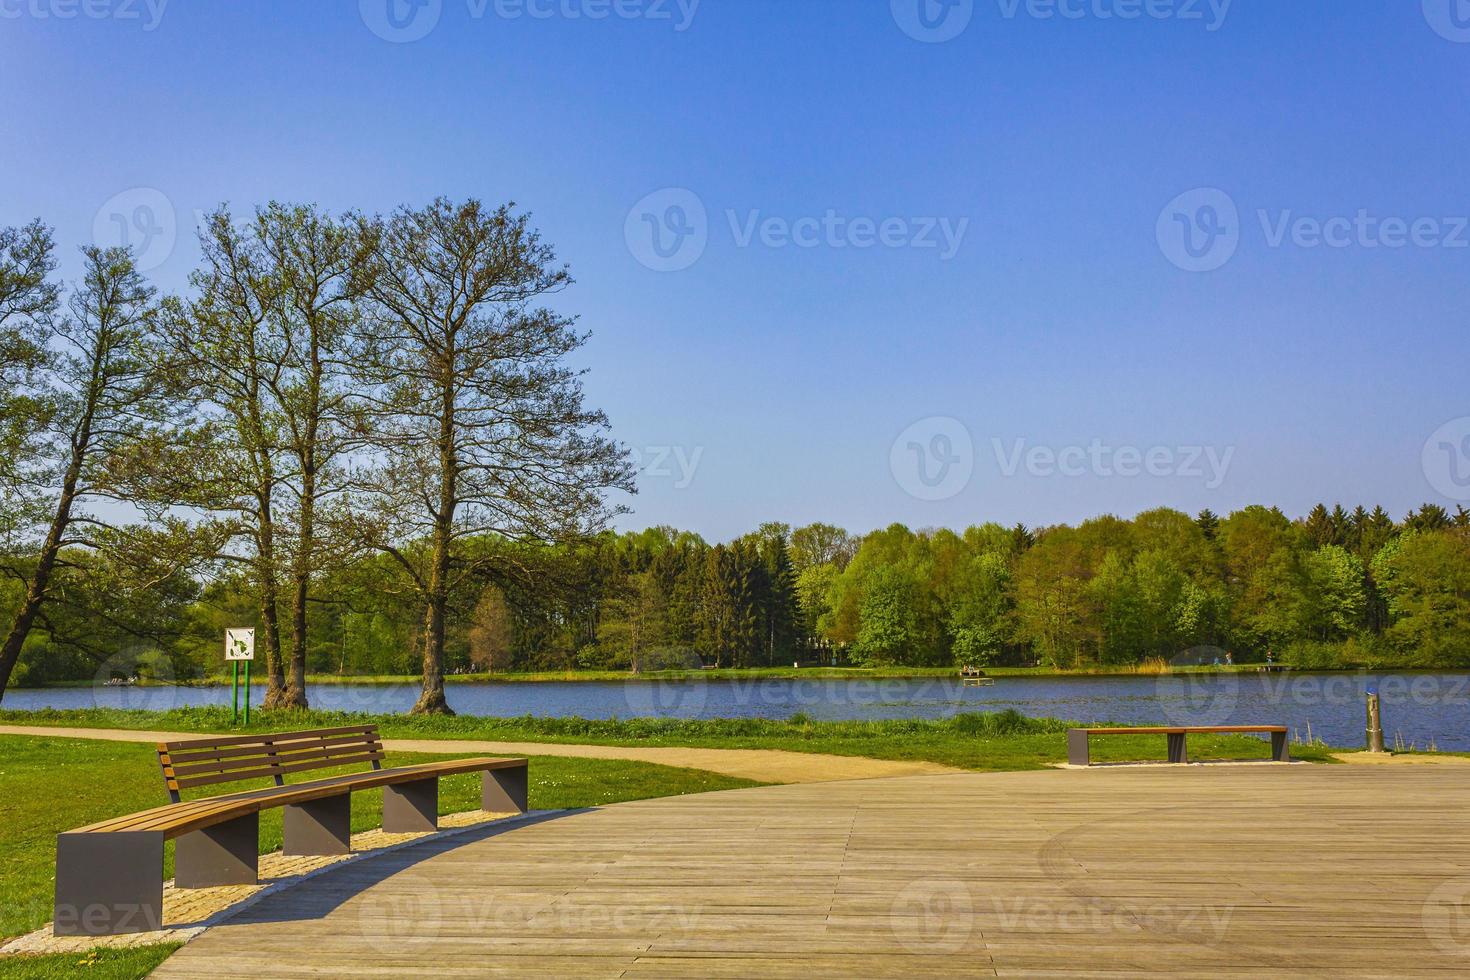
6 671 1469 751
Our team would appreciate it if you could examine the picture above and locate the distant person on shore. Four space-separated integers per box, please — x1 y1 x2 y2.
1266 649 1275 666
1225 651 1234 667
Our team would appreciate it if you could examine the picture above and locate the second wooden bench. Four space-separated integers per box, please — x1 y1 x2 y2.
1067 725 1291 767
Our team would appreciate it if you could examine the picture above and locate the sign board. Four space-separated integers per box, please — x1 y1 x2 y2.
225 628 256 662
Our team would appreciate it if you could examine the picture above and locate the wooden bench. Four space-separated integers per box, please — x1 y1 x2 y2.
1067 725 1290 767
54 725 528 937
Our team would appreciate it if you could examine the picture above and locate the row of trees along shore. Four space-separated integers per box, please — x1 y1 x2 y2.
5 211 1470 709
0 201 634 714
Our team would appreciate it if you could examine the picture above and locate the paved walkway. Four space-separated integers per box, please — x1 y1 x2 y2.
0 725 960 784
150 765 1470 977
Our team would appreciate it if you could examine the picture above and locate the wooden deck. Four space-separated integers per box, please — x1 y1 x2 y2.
152 765 1470 977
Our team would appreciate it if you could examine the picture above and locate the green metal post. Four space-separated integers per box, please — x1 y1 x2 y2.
232 662 240 725
243 659 251 725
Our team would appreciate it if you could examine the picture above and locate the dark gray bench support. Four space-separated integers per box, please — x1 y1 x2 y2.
482 765 529 813
1067 729 1091 767
54 831 165 937
1270 730 1291 762
285 795 353 856
176 812 260 888
383 777 439 832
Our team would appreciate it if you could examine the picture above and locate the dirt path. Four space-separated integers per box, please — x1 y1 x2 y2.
0 724 961 784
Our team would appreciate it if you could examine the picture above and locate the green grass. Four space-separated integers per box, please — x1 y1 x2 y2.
0 734 759 945
0 944 181 980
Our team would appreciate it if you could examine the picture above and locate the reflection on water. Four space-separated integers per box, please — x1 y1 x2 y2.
4 671 1468 751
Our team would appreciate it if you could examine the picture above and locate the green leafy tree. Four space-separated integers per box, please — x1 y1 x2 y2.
854 565 921 666
1374 530 1470 665
0 245 182 700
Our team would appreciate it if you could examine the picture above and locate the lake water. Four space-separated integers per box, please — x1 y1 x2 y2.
5 671 1469 751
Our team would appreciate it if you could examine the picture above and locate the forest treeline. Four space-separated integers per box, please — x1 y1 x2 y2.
11 503 1470 689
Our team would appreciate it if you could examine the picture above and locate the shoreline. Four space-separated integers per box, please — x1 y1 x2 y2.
16 663 1466 690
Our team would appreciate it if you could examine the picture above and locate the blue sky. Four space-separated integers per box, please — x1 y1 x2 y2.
3 1 1469 540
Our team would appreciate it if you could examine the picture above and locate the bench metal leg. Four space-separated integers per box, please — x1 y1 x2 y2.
1271 731 1291 762
1167 732 1189 764
482 764 529 813
284 795 352 856
1067 730 1091 767
384 777 438 832
54 831 164 937
176 812 259 888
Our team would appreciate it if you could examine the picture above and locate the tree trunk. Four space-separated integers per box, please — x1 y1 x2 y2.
284 571 310 709
257 578 287 709
283 473 313 710
413 380 456 717
0 502 69 700
413 584 452 715
0 425 85 702
284 353 320 711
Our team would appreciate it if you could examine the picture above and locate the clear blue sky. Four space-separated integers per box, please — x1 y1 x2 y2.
4 1 1468 540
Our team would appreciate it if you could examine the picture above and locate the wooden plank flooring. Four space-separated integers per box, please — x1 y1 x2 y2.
152 766 1470 977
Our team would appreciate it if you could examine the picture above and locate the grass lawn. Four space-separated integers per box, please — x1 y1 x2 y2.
0 944 182 980
0 734 760 978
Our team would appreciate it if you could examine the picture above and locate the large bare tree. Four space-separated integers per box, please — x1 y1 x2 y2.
355 199 634 714
158 209 292 705
259 203 372 708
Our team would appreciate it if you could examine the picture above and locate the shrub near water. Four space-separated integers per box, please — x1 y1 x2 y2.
0 706 1333 772
0 705 1070 741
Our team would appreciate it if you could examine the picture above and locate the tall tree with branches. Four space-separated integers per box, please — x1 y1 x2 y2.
158 209 293 705
0 243 175 699
355 198 634 714
259 203 373 708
